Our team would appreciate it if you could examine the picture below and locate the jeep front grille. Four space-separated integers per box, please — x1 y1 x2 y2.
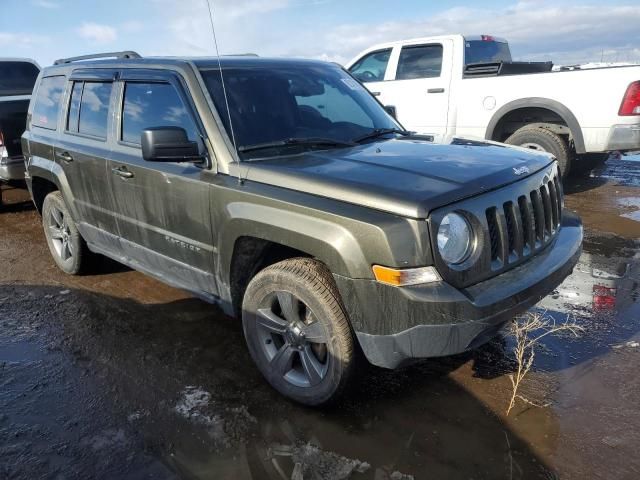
485 172 562 268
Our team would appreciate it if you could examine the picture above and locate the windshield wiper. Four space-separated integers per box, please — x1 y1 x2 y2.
238 137 356 153
352 128 411 144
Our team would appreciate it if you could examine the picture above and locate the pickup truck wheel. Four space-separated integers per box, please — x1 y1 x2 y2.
505 126 572 177
242 258 356 406
42 191 87 275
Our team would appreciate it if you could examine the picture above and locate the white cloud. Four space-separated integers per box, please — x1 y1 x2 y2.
0 32 49 49
145 1 640 66
31 0 59 8
76 22 118 44
310 2 640 65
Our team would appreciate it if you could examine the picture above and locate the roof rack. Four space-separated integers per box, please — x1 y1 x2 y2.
53 51 142 65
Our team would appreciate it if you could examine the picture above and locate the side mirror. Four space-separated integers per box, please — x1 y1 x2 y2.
141 127 201 162
384 105 397 119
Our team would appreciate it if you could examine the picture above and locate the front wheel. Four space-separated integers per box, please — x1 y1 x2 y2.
42 191 88 275
242 258 357 406
505 126 573 178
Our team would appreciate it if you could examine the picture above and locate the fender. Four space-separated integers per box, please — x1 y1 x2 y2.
28 157 81 221
217 201 371 288
485 97 586 154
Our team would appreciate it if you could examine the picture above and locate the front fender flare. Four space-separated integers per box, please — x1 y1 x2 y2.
218 201 371 287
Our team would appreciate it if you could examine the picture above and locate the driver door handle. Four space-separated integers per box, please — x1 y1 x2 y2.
371 91 381 96
428 88 445 94
56 151 73 163
111 166 134 179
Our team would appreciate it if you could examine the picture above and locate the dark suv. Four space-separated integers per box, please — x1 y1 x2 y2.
22 51 582 405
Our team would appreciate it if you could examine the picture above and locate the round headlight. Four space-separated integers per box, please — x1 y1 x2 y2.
437 213 472 264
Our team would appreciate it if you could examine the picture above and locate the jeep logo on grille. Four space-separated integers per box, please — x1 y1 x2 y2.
513 166 530 175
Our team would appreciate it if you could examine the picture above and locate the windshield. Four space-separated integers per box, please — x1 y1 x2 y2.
0 61 40 96
464 40 512 65
200 63 400 157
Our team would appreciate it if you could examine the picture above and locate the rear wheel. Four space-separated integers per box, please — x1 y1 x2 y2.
242 258 356 406
505 126 572 177
42 191 88 275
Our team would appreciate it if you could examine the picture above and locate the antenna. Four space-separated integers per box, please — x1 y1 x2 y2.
204 0 239 160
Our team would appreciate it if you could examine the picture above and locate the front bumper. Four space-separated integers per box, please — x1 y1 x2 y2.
0 157 26 181
606 123 640 151
334 212 583 369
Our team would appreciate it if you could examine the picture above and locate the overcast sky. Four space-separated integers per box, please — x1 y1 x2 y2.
3 0 639 67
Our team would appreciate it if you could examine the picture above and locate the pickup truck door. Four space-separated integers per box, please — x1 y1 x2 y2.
107 71 218 297
373 40 453 141
348 47 394 104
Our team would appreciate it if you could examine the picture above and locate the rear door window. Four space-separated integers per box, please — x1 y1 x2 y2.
78 82 112 139
32 76 66 130
0 61 40 96
349 49 392 82
396 45 443 80
121 82 198 145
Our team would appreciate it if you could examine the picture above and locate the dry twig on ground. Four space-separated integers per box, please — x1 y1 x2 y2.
507 311 583 415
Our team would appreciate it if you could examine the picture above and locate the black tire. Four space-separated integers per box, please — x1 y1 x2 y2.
242 258 356 406
42 191 88 275
505 126 573 178
571 153 609 177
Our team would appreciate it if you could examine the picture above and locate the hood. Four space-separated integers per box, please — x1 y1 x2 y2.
235 137 555 218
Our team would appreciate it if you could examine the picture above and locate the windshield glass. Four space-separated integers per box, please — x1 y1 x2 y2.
0 61 40 96
464 40 512 65
200 63 399 157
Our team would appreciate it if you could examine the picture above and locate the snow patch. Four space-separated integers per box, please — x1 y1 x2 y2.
173 386 256 447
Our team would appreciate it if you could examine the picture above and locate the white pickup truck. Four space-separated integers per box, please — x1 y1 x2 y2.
346 34 640 177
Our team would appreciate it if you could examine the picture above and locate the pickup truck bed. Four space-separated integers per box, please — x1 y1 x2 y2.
0 59 39 191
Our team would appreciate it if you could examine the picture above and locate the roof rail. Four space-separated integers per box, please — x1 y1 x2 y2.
222 53 259 57
53 51 142 65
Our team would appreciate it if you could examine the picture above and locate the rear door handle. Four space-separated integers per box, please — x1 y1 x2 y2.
427 88 445 94
56 151 73 163
111 166 134 179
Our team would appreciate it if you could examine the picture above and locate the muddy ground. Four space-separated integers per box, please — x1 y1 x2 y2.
1 157 639 479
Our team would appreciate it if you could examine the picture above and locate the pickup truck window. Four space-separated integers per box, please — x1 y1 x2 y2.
32 75 66 130
0 61 39 96
349 49 391 83
200 64 398 155
121 82 198 145
396 45 443 80
464 40 512 65
78 82 112 139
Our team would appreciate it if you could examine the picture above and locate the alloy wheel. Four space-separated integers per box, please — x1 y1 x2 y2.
48 206 74 261
256 291 329 388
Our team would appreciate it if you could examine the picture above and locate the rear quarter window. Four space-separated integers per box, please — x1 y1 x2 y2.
0 61 40 96
32 76 66 130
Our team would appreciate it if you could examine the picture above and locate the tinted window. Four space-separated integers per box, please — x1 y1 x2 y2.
32 76 66 130
121 82 198 145
396 45 443 80
200 63 398 156
78 82 112 139
66 81 83 132
296 84 373 128
0 61 40 96
464 40 512 65
349 49 391 82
